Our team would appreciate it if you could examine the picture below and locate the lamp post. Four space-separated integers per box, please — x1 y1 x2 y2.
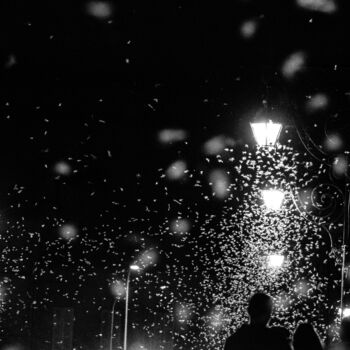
124 265 140 350
250 117 350 321
109 264 140 350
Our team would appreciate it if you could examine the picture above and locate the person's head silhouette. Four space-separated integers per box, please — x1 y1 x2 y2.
247 292 273 326
340 317 350 343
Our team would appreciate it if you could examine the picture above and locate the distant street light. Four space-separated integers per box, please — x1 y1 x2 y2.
129 264 141 271
109 264 140 350
123 264 140 350
267 254 285 269
250 120 282 146
262 189 285 210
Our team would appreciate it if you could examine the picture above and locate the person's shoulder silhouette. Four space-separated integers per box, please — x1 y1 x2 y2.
293 322 323 350
224 293 292 350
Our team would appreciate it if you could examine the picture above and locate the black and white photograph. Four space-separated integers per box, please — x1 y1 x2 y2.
1 0 350 349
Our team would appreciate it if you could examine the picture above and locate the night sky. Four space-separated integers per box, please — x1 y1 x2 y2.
1 1 350 349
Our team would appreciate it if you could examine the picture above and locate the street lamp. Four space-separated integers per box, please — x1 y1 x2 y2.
110 264 140 350
250 120 282 147
262 189 285 210
250 115 350 327
267 254 285 269
340 307 350 318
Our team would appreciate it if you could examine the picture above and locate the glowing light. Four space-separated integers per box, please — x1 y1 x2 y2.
207 306 225 329
306 93 329 113
53 161 72 176
110 280 126 298
262 189 285 210
129 342 148 350
250 120 282 146
294 280 310 296
85 1 113 19
333 155 348 176
296 0 337 13
275 293 291 309
165 160 187 180
129 265 141 271
203 135 234 155
267 254 285 268
158 129 188 144
240 20 258 39
133 249 158 270
339 308 350 318
59 224 78 240
209 169 230 199
1 345 25 350
170 218 191 234
175 303 192 324
281 51 306 79
324 133 343 152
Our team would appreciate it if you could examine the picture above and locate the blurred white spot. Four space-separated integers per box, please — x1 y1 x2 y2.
209 170 230 199
166 160 187 180
5 54 17 69
135 249 158 269
207 306 225 329
0 283 6 304
110 280 125 298
281 52 306 79
59 224 78 240
129 343 148 350
294 280 310 296
175 303 193 323
296 0 337 13
158 129 188 144
306 93 329 113
203 135 234 155
85 1 113 19
240 20 258 39
333 155 348 176
54 161 72 176
324 133 343 152
170 218 191 234
1 345 25 350
275 293 291 309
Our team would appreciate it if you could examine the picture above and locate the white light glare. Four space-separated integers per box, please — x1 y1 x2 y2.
339 308 350 318
262 189 285 210
267 254 285 268
250 120 282 146
129 264 141 271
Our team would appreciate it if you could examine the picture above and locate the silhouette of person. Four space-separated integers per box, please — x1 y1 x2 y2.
293 322 323 350
224 292 292 350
